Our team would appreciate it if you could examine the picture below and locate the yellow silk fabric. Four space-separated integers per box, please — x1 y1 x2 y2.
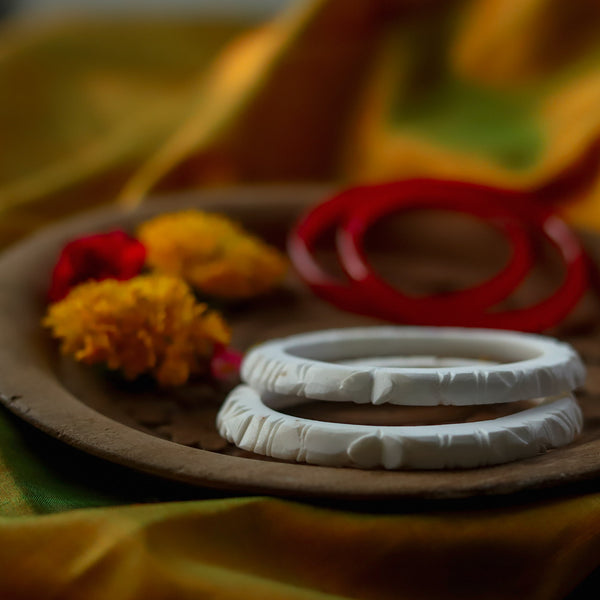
2 495 600 600
2 2 600 598
116 0 600 227
2 0 600 239
0 17 244 246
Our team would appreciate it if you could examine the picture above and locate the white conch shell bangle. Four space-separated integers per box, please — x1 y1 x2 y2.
241 327 585 406
217 386 583 469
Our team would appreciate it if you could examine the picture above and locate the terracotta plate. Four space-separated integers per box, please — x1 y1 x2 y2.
1 186 600 500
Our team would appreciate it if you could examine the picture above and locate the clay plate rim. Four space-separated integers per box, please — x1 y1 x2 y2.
1 185 599 500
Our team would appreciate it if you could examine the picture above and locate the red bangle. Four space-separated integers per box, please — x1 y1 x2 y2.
337 179 533 314
337 180 588 331
473 213 588 331
288 179 589 332
289 180 533 317
287 185 374 315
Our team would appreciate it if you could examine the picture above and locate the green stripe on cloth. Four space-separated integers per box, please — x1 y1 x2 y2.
0 407 230 516
0 407 127 514
386 6 543 170
391 74 543 170
0 443 34 517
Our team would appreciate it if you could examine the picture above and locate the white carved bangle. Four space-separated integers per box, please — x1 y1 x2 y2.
241 327 585 406
217 385 583 469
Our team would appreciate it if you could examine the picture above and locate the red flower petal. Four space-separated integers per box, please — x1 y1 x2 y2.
48 230 146 303
210 344 243 381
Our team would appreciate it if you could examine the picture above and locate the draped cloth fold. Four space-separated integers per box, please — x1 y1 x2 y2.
2 493 600 600
2 0 600 237
2 1 600 598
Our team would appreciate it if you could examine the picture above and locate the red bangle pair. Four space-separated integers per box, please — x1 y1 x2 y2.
288 179 588 332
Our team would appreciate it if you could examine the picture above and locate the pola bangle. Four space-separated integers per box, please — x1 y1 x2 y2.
287 185 374 315
287 179 534 317
337 182 588 331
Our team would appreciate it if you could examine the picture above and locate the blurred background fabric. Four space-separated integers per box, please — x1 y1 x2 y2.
2 1 600 599
1 0 600 248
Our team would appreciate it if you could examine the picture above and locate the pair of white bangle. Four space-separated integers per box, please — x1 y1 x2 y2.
216 327 585 469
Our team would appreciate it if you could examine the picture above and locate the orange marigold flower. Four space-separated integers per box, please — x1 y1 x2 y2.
42 275 231 386
137 210 287 299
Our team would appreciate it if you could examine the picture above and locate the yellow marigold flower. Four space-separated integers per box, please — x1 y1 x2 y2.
42 275 231 387
137 210 287 299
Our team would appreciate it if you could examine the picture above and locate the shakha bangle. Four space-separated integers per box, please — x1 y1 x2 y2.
240 326 585 406
217 385 582 469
